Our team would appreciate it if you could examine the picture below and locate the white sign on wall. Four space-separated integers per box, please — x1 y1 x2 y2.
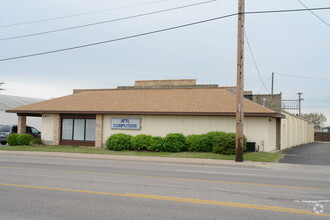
111 118 141 130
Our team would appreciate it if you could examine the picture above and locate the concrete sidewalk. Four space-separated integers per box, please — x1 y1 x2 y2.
1 150 329 173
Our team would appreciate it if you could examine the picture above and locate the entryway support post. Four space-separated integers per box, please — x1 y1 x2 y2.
17 115 27 134
53 114 61 145
95 115 103 147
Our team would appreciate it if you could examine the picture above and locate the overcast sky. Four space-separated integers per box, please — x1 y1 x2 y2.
1 0 329 126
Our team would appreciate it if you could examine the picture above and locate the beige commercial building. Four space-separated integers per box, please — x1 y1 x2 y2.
280 111 315 149
7 79 313 151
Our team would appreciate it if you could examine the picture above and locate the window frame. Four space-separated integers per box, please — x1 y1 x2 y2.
60 115 96 146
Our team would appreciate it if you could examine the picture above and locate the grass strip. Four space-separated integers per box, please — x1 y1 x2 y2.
0 145 281 162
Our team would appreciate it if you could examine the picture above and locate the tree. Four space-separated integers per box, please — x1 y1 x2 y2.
0 82 4 92
301 112 327 131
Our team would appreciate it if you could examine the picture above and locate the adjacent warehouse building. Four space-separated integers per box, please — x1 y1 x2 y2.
0 94 43 129
7 79 314 151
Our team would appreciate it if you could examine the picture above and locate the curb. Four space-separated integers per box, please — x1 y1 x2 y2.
0 150 251 166
0 150 329 173
0 150 274 167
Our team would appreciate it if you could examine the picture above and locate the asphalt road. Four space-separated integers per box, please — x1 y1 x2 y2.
279 142 330 166
0 154 330 219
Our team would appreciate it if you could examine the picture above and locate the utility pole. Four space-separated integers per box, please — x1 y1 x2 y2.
297 92 303 116
235 0 245 162
271 72 274 95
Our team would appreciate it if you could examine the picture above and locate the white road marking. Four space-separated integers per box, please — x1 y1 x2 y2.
295 200 330 204
176 170 255 176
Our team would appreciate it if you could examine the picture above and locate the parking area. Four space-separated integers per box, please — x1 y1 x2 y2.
278 142 330 166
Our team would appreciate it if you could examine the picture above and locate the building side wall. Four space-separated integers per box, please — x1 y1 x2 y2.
102 115 277 152
135 79 196 87
252 94 282 112
41 114 55 145
243 117 276 152
280 111 314 149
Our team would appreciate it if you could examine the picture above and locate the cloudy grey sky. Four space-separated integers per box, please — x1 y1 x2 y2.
1 0 329 125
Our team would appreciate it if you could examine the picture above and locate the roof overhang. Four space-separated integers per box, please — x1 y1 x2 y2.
7 110 285 119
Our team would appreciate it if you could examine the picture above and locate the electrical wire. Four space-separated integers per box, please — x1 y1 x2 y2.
244 30 270 94
2 4 329 41
0 0 218 41
0 13 237 62
244 6 330 15
257 74 272 94
296 0 330 28
1 6 330 62
0 0 170 28
274 72 330 80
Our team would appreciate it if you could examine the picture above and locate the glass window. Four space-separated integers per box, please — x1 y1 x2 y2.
61 118 96 142
0 125 10 132
31 128 39 134
26 127 32 134
73 119 85 141
62 119 73 140
85 119 96 141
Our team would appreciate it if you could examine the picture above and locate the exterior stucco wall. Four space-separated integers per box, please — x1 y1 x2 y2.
102 115 277 152
280 111 314 150
243 117 276 152
41 114 55 145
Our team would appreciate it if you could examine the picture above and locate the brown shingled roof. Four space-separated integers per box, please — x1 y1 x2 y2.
6 88 283 118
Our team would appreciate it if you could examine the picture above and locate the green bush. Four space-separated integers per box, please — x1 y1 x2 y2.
206 131 226 140
162 133 186 152
205 131 227 152
212 133 247 155
7 134 35 146
147 136 164 152
131 134 152 151
185 134 210 152
17 134 35 145
185 134 200 151
104 131 248 154
186 131 226 152
6 134 19 146
106 133 133 151
30 138 45 147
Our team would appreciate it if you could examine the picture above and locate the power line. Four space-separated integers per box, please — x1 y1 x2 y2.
1 6 330 62
274 72 330 80
0 13 237 62
0 0 218 41
257 73 272 94
296 0 330 28
244 30 270 94
0 4 328 41
2 5 329 42
0 0 170 28
244 6 330 15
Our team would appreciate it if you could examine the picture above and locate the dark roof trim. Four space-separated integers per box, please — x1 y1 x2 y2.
7 110 285 118
17 113 42 117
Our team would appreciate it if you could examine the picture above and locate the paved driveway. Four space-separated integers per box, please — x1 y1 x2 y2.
279 142 330 166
